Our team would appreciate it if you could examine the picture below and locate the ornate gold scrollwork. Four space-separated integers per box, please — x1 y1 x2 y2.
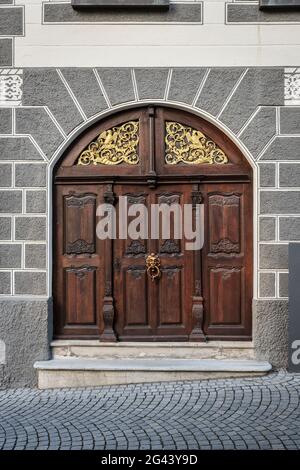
77 121 139 166
165 121 229 165
146 253 161 282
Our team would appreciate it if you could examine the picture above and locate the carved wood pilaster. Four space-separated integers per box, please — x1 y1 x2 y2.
103 184 117 206
190 296 205 342
189 184 206 342
147 106 157 187
101 295 117 342
100 183 117 342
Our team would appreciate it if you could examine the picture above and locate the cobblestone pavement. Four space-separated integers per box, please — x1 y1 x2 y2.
0 371 300 450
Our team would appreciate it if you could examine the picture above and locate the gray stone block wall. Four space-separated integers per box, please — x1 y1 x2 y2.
169 68 207 105
14 272 47 295
0 5 24 67
0 272 11 295
0 6 24 36
196 68 244 116
61 69 108 117
26 190 47 214
97 68 135 106
0 217 11 240
280 107 300 134
0 299 52 388
25 244 46 270
259 244 288 269
261 191 300 214
259 272 276 298
0 244 22 269
253 299 288 367
240 107 277 158
135 68 169 100
259 217 276 241
0 39 12 67
0 88 48 311
219 68 283 134
259 163 276 187
15 216 46 241
279 163 300 187
279 217 300 240
0 190 22 213
0 137 43 161
0 163 12 187
0 109 12 134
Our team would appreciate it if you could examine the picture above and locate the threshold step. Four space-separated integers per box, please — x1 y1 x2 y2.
34 359 272 389
51 340 255 360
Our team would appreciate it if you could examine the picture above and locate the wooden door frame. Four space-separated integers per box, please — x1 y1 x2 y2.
49 102 258 341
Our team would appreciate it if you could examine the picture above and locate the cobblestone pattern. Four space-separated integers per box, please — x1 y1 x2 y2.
0 371 299 450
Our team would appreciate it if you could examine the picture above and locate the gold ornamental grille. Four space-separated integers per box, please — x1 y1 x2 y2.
77 121 139 166
165 121 229 165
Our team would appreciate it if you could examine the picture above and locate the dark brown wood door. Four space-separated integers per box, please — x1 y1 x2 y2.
53 106 253 341
53 184 106 338
202 183 253 340
113 183 194 341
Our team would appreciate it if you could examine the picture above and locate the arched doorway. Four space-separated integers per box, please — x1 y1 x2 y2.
53 106 253 342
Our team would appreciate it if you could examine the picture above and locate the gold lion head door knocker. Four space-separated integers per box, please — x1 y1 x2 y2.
146 253 161 282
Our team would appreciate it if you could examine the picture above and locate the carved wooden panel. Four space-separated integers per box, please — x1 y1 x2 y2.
64 193 96 255
159 239 180 254
208 193 241 255
125 239 146 256
156 192 182 255
159 267 183 325
157 193 180 205
209 267 242 325
124 193 147 257
53 184 105 339
124 267 148 326
202 182 252 340
64 266 97 325
125 193 146 205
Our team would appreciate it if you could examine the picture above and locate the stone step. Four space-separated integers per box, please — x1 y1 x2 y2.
34 358 272 389
51 340 255 361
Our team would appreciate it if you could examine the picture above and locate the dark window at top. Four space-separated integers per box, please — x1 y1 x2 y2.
71 0 170 9
260 0 300 9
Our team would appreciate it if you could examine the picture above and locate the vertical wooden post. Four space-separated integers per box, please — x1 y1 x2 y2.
147 106 157 188
189 184 206 342
100 183 117 342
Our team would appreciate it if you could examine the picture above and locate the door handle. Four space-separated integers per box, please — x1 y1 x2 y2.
146 253 161 282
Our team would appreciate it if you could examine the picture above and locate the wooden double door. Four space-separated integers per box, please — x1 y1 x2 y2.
113 182 194 341
53 106 253 341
